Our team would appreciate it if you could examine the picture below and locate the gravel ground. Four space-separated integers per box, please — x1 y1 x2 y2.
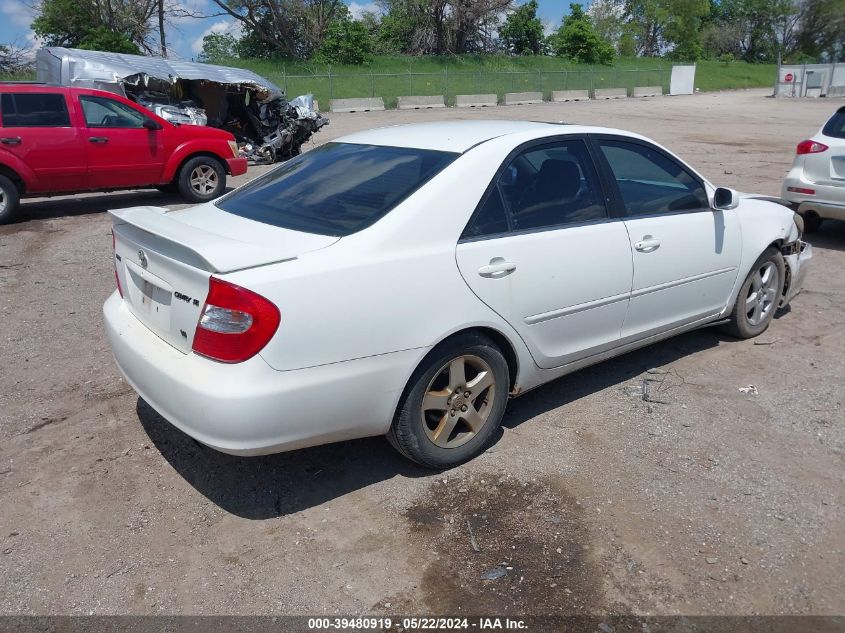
0 89 843 617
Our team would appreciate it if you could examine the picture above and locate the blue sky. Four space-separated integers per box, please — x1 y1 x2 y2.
0 0 568 60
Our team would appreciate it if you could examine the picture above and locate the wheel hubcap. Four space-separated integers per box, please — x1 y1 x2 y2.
421 354 496 449
190 166 218 195
0 190 6 213
745 261 778 326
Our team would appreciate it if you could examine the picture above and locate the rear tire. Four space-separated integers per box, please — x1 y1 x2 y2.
177 156 226 203
388 333 509 469
801 211 822 233
723 247 785 339
0 175 21 224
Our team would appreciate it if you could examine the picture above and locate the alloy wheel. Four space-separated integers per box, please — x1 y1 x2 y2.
189 165 218 196
745 261 778 326
420 354 496 449
0 189 6 213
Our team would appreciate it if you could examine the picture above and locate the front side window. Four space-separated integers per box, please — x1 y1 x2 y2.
216 143 458 236
0 93 70 127
463 139 607 238
597 139 708 216
80 96 147 128
822 108 845 139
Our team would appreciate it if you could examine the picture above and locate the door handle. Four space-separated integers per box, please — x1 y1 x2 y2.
634 236 661 252
478 257 517 278
89 137 109 144
0 137 21 145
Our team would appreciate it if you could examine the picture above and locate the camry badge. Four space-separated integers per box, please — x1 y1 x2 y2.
138 250 148 269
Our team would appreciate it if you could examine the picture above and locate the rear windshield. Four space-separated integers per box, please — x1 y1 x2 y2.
216 143 458 236
823 108 845 139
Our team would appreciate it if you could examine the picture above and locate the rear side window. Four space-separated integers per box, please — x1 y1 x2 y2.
0 93 71 127
597 140 708 216
822 108 845 139
217 143 458 236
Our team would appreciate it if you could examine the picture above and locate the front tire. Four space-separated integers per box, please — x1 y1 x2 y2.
177 156 226 203
388 333 509 469
723 247 785 339
0 175 21 224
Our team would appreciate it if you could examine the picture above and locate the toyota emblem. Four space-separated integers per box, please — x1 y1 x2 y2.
138 250 148 269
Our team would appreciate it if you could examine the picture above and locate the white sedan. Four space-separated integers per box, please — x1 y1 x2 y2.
104 121 812 469
782 105 845 231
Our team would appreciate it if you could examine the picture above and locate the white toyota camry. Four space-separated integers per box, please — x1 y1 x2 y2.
104 121 812 468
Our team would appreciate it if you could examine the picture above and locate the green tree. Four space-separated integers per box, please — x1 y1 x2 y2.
317 10 374 64
664 0 709 60
499 0 545 55
549 3 615 64
33 0 148 53
198 33 239 63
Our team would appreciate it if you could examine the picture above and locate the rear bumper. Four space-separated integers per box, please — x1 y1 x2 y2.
226 157 248 177
103 292 417 456
782 170 845 220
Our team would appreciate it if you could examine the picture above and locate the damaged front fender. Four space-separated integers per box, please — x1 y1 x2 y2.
780 240 813 307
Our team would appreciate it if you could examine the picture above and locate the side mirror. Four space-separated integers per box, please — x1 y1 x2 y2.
713 187 739 210
143 118 162 131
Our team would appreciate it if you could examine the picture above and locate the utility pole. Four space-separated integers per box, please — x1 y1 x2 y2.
158 0 167 57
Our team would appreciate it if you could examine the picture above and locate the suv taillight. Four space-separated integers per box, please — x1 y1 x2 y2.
112 229 123 298
192 277 280 363
796 140 828 155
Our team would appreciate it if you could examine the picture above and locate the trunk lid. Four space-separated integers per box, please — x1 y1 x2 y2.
111 204 337 353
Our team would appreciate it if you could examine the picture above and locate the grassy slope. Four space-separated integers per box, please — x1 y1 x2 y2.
1 56 776 106
222 56 775 106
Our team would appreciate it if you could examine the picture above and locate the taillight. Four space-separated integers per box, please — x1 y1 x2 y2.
796 140 828 155
192 277 280 363
787 186 815 195
112 229 123 298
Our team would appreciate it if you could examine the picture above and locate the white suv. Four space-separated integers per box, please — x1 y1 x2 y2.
782 106 845 232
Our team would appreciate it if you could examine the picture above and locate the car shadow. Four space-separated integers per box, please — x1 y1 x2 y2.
139 326 727 520
12 187 236 224
805 219 845 253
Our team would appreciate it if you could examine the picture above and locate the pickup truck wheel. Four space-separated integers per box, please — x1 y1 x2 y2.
178 156 226 203
0 175 21 224
723 247 785 339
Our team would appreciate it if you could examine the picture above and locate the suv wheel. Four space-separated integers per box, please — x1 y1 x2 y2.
801 211 822 233
178 156 226 203
0 175 21 224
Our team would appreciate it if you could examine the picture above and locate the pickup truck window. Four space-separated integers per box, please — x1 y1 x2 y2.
79 96 147 129
0 93 71 127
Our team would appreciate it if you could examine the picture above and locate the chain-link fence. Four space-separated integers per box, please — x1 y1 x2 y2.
262 67 671 108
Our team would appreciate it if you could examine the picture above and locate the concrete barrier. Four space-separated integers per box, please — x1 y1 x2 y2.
504 91 544 105
551 90 590 102
632 86 663 97
396 95 446 110
594 88 627 99
329 97 385 113
455 94 497 108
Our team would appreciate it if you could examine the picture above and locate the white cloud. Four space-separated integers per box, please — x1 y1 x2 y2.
347 1 381 20
542 18 557 37
0 0 35 27
190 19 242 54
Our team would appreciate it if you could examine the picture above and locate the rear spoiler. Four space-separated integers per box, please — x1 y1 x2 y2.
109 206 296 273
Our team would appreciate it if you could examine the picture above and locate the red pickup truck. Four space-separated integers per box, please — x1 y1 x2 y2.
0 84 248 223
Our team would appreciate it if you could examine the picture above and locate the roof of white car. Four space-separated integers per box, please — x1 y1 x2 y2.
335 120 639 153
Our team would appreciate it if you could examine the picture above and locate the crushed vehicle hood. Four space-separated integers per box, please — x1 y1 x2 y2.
36 47 328 164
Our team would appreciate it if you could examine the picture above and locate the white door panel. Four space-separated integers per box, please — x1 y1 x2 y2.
622 210 741 337
456 221 633 369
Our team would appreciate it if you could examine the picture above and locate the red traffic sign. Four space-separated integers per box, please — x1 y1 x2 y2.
785 73 794 82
